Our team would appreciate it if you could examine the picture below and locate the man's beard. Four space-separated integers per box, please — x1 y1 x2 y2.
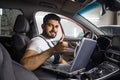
43 31 57 38
50 32 56 38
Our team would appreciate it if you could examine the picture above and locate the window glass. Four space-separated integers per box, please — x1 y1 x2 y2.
61 19 84 38
78 1 120 35
35 11 84 41
0 9 23 36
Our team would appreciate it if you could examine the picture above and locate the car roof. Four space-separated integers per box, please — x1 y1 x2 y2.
0 0 95 18
0 0 105 35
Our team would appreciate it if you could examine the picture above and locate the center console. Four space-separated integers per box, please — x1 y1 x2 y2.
81 61 119 80
80 36 120 80
81 48 120 80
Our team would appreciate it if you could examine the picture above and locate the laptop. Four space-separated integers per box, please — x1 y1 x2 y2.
41 38 97 77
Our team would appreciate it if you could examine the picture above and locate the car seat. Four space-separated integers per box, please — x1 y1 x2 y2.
0 43 39 80
11 14 30 63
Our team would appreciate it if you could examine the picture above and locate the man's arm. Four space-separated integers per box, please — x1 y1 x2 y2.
59 56 68 64
21 40 69 71
21 47 55 71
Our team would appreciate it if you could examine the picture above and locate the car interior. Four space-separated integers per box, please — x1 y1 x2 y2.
0 43 39 80
11 14 30 63
0 0 120 80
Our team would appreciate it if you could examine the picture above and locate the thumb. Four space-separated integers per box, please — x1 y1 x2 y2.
59 34 64 42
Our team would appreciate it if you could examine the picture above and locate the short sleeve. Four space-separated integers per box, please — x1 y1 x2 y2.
26 37 50 53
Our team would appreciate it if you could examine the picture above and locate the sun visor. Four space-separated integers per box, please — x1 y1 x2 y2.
62 1 83 14
62 0 94 14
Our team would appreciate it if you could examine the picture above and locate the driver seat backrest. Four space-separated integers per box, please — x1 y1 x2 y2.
0 43 16 80
0 43 39 80
12 14 30 63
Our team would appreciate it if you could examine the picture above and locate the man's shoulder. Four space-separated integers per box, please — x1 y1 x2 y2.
30 36 45 42
32 35 44 40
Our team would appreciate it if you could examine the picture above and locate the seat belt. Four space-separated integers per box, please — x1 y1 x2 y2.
38 35 60 64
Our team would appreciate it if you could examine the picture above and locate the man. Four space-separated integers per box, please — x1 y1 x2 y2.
21 13 68 71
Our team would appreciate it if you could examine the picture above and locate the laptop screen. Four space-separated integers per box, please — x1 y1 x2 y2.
70 38 97 72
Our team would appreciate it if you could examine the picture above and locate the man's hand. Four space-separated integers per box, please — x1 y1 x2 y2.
54 34 68 53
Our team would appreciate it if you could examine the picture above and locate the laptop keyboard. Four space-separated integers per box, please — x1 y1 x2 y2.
43 64 71 72
54 64 71 72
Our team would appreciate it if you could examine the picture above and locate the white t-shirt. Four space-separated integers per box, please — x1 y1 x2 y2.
27 35 55 64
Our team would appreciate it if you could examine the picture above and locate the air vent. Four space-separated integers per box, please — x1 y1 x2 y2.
39 2 57 9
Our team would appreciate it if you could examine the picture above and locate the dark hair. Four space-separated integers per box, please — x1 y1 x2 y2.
43 14 61 24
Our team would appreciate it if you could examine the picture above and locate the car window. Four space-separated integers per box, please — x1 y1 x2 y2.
78 1 120 35
61 18 84 38
35 11 84 41
0 8 23 36
79 1 114 27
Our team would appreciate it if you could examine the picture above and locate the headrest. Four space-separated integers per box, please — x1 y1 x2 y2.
14 15 30 33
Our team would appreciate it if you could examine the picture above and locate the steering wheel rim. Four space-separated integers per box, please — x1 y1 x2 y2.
83 31 94 39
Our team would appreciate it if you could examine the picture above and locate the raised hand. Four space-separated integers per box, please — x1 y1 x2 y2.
54 34 68 53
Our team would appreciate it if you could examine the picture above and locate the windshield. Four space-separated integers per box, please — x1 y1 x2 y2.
78 1 120 35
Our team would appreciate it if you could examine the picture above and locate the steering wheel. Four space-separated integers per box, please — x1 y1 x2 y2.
83 31 95 39
68 31 95 48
